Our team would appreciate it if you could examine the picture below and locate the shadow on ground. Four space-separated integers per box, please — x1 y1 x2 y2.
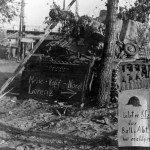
0 122 117 149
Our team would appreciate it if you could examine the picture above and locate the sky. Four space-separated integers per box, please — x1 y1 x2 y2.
2 0 136 30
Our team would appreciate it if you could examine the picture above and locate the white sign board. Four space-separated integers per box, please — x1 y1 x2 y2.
118 89 150 147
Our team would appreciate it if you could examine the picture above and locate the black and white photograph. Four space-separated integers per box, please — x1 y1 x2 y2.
0 0 150 149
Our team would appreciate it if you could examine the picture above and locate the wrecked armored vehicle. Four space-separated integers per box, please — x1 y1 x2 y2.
21 19 150 105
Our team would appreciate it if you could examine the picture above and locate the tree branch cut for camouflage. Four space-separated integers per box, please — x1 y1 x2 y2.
118 0 150 23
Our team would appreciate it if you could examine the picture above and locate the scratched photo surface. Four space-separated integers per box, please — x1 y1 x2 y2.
0 0 144 150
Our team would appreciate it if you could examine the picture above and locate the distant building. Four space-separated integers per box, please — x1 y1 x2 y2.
7 32 18 48
6 29 60 60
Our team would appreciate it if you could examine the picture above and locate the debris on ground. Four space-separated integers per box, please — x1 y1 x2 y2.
0 96 118 150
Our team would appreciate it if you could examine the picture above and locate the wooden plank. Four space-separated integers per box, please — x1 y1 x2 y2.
0 21 58 95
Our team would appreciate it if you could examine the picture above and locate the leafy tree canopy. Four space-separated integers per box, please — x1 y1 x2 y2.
118 0 150 23
0 0 19 23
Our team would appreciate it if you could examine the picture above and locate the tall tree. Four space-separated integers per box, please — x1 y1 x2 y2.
98 0 119 106
0 0 19 23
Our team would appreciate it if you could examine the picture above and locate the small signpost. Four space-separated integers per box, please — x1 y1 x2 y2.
118 89 150 149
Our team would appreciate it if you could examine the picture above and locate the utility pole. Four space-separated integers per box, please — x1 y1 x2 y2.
22 0 26 60
17 0 25 61
63 0 65 10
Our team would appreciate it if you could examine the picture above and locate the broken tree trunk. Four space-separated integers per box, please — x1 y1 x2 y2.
98 0 119 106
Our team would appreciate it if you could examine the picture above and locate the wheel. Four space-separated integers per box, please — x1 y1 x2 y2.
124 43 137 56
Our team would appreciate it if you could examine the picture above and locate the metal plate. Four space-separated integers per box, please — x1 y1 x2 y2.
21 63 90 104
